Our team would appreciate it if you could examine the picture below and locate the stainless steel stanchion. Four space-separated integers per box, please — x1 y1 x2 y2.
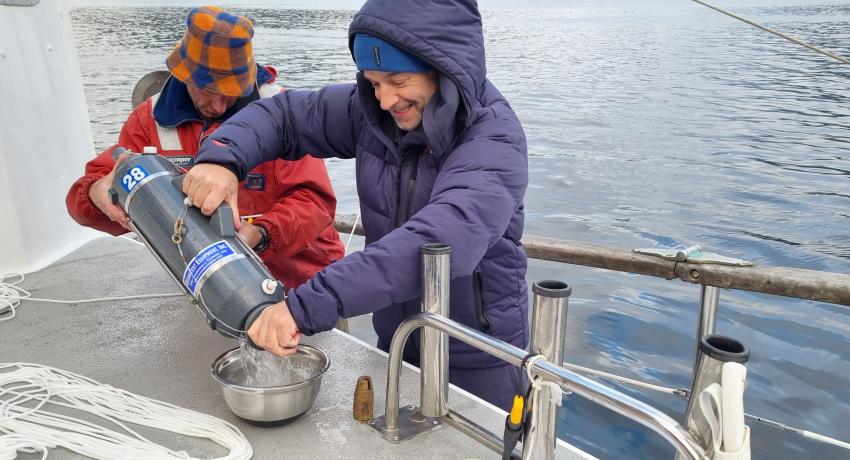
419 243 451 418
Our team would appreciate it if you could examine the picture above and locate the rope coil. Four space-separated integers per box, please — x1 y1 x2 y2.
0 363 252 460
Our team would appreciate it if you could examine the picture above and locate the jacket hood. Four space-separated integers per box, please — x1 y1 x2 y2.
348 0 487 156
348 0 486 107
153 64 275 128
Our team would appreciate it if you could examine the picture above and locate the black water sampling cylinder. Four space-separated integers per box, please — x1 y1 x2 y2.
108 148 285 339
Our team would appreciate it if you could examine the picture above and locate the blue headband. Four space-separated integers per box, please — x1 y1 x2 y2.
352 34 431 73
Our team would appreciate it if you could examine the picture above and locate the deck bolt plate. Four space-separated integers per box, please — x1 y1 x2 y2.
369 406 443 443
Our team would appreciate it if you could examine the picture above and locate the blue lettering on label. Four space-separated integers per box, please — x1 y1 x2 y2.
183 241 235 296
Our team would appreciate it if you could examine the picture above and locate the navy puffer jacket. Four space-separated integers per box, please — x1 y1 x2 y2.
197 0 529 368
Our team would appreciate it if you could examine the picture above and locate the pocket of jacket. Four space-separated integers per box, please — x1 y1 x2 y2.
308 240 332 264
473 268 492 333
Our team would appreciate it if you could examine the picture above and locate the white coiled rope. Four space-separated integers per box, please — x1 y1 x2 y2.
0 363 252 460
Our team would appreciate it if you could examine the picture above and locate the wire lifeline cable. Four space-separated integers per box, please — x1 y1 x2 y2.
0 273 183 322
0 363 253 460
690 0 850 66
563 362 689 398
344 213 361 255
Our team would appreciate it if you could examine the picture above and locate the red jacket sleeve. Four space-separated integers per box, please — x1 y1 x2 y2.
253 157 337 260
65 103 154 236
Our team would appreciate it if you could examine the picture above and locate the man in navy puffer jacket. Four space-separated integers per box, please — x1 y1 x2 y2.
183 0 529 410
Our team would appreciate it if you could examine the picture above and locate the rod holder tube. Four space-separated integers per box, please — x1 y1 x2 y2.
419 243 451 418
525 280 572 460
682 335 749 456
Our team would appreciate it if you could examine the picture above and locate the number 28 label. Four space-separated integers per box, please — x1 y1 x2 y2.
121 166 149 192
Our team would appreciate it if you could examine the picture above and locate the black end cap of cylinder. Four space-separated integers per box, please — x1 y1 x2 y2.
242 305 273 351
244 306 268 332
532 280 572 298
700 334 749 364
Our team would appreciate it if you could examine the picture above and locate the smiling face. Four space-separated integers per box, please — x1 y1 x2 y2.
185 83 239 121
363 70 439 131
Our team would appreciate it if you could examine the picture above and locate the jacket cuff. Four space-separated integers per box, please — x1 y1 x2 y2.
252 222 271 253
252 216 282 256
77 175 107 220
286 290 314 336
194 160 243 181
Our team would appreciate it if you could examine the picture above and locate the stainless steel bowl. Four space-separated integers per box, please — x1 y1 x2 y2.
211 345 330 422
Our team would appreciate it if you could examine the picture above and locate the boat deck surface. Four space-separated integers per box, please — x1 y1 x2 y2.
2 237 589 459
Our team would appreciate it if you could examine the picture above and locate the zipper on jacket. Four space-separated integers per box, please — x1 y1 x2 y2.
473 268 491 333
198 121 216 149
403 154 420 223
394 148 423 227
394 152 409 228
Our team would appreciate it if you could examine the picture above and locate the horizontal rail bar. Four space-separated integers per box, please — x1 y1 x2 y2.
384 313 707 460
333 214 850 306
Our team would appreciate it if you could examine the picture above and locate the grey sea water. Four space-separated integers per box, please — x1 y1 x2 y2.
69 1 850 458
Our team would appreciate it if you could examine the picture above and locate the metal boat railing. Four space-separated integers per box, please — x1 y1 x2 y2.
367 243 708 459
336 214 850 457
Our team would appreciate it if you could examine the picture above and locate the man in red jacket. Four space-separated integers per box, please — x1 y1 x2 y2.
66 6 344 289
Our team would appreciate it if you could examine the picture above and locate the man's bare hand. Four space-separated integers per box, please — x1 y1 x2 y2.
247 301 302 356
88 153 131 230
183 163 240 218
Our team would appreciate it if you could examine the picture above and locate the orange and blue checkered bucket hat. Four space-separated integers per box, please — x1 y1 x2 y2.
166 6 256 97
